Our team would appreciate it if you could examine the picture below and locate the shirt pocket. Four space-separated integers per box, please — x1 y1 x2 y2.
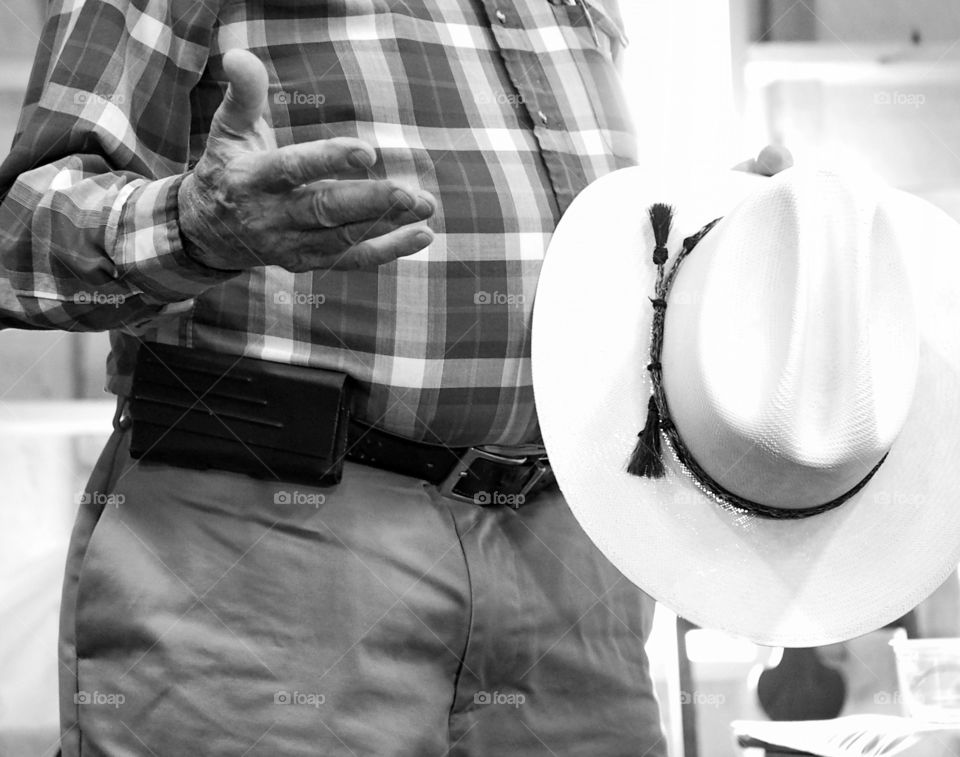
577 0 630 64
550 0 637 165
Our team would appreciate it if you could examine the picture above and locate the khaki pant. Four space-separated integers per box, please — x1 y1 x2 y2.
58 414 665 756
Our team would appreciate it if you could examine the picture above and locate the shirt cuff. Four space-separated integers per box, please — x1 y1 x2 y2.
111 173 239 302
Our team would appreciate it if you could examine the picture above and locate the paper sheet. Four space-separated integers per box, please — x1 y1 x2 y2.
732 715 960 757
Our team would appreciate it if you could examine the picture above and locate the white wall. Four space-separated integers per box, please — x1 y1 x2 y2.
619 1 743 177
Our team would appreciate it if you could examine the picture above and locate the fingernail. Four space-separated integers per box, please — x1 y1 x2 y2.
391 189 416 210
416 193 436 215
415 231 433 247
349 149 374 168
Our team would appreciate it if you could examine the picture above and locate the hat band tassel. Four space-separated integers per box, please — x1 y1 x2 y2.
627 203 675 479
628 394 665 478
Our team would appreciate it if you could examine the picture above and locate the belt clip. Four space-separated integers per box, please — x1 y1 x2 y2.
438 447 551 508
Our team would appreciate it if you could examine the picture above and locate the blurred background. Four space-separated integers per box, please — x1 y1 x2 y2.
2 1 960 755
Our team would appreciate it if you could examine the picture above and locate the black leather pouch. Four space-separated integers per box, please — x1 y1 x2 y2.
129 342 352 486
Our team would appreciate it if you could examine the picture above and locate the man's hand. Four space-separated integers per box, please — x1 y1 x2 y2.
733 144 794 176
178 49 436 272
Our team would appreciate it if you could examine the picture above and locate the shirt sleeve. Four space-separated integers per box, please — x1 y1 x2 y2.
0 0 236 333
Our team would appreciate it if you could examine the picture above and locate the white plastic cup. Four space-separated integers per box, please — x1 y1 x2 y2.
890 635 960 722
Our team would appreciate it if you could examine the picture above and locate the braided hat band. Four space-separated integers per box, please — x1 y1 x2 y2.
626 203 888 520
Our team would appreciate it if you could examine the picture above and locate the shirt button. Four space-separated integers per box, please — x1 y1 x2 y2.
495 9 507 23
538 110 549 125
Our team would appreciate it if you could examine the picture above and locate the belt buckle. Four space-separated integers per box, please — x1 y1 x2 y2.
437 447 550 508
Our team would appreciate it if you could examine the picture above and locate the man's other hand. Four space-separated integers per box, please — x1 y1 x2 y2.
733 144 794 177
178 49 436 273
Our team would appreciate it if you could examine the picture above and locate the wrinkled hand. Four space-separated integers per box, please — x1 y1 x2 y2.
733 144 794 176
178 49 436 272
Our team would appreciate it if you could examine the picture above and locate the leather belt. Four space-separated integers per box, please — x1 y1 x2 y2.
347 419 555 508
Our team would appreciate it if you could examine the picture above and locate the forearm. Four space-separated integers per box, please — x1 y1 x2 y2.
0 160 237 332
0 0 226 333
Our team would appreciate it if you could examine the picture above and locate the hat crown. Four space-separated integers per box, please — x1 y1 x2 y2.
662 169 919 509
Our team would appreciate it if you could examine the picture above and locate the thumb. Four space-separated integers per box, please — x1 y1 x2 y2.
215 49 269 136
755 144 794 176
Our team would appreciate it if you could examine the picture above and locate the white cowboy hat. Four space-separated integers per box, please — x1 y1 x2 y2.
531 165 960 647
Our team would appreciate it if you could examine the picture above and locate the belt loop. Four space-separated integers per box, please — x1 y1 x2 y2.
113 395 132 432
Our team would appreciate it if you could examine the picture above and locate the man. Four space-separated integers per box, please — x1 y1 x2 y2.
0 1 782 754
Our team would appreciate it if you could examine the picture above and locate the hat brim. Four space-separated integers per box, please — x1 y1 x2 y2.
532 166 960 646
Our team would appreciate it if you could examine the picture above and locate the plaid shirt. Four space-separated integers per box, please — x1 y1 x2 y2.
0 0 635 446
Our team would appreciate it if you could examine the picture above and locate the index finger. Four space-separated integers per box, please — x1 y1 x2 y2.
243 138 378 192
